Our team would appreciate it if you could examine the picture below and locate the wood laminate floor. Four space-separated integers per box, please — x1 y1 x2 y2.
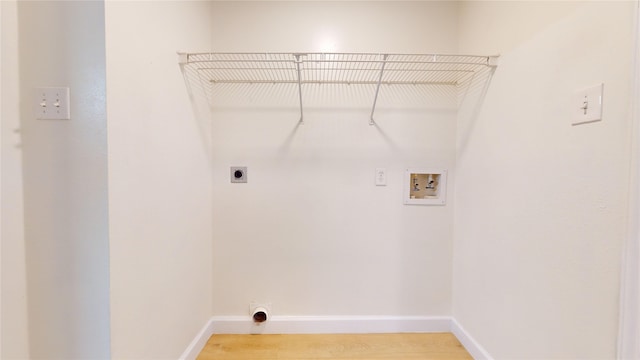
196 333 472 360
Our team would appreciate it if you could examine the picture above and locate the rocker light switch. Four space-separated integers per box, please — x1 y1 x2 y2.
573 83 603 125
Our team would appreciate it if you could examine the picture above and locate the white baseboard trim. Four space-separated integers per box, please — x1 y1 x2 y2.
178 317 216 360
209 315 452 335
179 316 492 360
451 318 494 360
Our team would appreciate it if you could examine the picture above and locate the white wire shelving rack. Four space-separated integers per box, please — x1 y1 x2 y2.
178 52 498 125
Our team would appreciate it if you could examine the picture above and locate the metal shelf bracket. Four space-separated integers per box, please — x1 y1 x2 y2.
370 54 388 126
294 53 305 124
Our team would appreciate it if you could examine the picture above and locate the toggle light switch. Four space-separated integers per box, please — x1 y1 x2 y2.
35 87 70 120
573 83 603 125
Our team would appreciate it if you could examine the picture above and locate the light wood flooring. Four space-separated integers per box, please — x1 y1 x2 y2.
197 333 472 360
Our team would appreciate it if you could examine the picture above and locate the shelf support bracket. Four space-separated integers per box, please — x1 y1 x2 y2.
177 52 188 65
370 54 388 125
294 54 304 124
488 56 500 67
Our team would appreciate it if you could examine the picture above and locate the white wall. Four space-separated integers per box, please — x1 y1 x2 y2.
1 0 30 358
5 1 111 358
208 1 459 317
5 2 635 358
454 1 634 358
105 1 214 358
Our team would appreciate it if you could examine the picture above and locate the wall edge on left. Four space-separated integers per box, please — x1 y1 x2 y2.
179 317 216 360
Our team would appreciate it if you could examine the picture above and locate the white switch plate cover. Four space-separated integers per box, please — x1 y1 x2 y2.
35 87 70 120
573 83 603 125
375 168 387 186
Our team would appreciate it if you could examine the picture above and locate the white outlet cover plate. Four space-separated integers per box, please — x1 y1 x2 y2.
573 83 603 125
375 168 387 186
35 87 70 120
230 166 247 183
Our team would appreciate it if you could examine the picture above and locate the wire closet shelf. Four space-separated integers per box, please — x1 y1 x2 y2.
178 52 498 124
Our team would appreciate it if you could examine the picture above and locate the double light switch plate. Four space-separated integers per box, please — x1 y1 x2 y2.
35 87 70 120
